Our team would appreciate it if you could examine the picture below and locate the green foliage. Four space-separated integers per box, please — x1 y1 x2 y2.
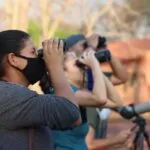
54 28 79 38
27 19 79 45
28 20 41 46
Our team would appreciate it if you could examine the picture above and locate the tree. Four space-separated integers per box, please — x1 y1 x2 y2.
5 0 29 31
40 0 51 38
79 0 150 40
39 0 74 39
80 0 113 36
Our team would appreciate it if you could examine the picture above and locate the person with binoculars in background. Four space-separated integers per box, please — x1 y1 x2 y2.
40 34 135 150
0 30 82 150
85 34 133 150
86 34 137 150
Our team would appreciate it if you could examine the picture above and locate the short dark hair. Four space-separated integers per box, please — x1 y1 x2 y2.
0 30 30 77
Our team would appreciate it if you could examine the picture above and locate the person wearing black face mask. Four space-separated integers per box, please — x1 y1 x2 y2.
14 55 46 84
0 30 81 150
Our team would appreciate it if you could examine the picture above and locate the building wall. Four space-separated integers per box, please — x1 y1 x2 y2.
111 51 150 105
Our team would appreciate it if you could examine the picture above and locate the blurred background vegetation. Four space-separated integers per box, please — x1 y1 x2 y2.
0 0 149 46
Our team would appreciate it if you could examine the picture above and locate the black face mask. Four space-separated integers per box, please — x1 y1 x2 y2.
16 55 46 84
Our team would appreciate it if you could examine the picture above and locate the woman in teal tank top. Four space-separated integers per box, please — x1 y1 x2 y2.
41 50 110 150
52 84 89 150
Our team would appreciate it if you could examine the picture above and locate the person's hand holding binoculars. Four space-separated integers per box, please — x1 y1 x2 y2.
77 49 101 69
42 39 64 70
87 34 107 51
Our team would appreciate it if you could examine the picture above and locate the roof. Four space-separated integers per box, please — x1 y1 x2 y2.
107 39 150 61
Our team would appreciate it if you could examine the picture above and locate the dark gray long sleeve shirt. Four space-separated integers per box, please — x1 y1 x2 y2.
0 81 80 150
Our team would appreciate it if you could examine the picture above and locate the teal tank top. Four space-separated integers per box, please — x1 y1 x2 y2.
52 84 89 150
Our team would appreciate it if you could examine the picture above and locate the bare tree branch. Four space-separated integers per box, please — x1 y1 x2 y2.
83 0 113 36
19 0 29 31
11 0 20 29
5 0 13 28
48 0 74 37
40 0 51 38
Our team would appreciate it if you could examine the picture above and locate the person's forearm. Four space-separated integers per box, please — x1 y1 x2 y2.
88 138 120 150
103 100 118 108
91 61 107 103
110 56 128 82
103 75 123 106
47 65 78 107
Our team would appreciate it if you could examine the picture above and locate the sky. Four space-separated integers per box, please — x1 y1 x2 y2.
0 0 126 28
0 0 125 7
0 0 4 6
